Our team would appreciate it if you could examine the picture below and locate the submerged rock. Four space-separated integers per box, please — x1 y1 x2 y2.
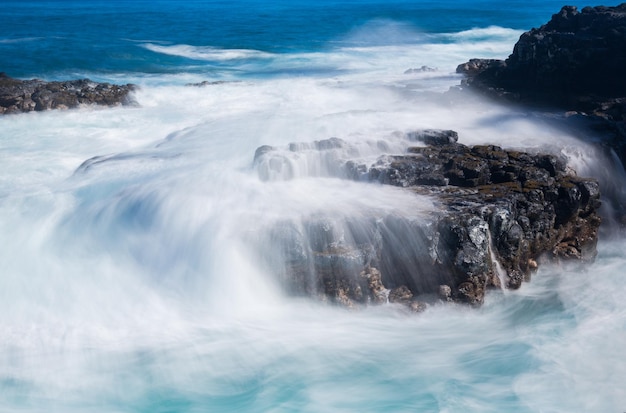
404 66 437 74
253 131 601 308
0 72 136 114
185 80 239 87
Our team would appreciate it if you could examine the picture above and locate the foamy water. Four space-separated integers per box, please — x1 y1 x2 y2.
1 11 625 412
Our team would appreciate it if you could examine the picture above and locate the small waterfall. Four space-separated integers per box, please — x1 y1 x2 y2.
487 231 508 290
253 134 416 182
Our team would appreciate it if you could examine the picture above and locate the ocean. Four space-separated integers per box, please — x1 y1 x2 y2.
1 1 625 412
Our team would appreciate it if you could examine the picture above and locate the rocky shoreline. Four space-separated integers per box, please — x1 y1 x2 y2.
0 73 136 114
254 130 601 309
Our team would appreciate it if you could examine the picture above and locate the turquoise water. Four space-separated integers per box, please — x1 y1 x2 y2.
1 1 625 412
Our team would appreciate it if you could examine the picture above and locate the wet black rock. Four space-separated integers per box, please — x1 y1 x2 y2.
456 4 626 192
406 129 459 146
375 140 601 304
0 72 136 114
388 286 413 304
254 131 601 308
457 4 626 102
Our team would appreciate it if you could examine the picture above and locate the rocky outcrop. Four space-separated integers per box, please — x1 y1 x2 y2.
0 72 136 114
253 130 601 308
457 4 626 103
456 4 626 223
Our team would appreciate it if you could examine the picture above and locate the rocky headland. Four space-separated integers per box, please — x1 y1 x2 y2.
254 130 601 309
456 4 626 179
0 73 136 114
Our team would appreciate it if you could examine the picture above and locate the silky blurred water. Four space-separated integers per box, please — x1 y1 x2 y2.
1 1 624 412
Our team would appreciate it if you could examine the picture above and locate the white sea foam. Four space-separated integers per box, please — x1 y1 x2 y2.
0 37 44 44
141 43 276 61
1 24 624 412
446 25 523 41
132 24 519 85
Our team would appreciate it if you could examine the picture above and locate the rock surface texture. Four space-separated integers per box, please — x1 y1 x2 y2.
0 73 136 114
456 4 626 183
254 130 601 308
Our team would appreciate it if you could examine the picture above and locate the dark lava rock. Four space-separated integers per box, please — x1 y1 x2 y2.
406 129 459 146
456 4 626 186
253 131 601 308
388 286 413 304
0 72 136 114
382 141 601 304
457 4 626 102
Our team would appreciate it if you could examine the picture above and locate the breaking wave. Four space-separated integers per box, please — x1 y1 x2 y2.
141 43 276 61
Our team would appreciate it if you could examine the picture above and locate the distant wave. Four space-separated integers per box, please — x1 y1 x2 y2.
0 37 44 44
444 26 523 41
141 43 275 61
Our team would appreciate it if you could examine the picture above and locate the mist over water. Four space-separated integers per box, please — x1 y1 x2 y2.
1 1 625 411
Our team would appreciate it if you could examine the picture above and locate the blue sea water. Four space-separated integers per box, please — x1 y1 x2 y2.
2 0 589 79
1 1 625 412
